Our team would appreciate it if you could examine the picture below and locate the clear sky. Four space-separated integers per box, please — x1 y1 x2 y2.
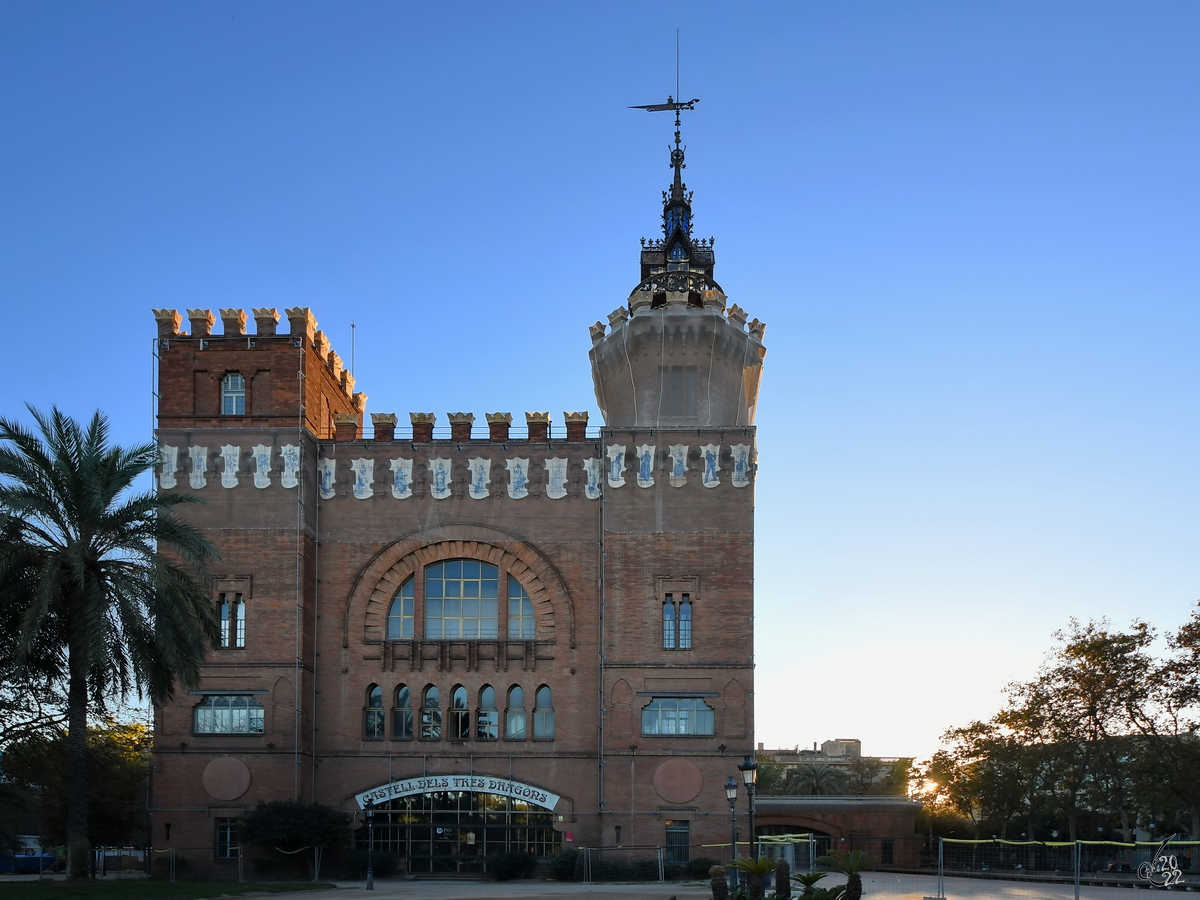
2 2 1198 761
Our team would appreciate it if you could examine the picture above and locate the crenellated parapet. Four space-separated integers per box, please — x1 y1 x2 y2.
151 306 361 437
588 293 766 428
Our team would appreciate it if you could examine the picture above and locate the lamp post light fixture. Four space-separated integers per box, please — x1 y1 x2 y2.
725 776 739 888
737 754 759 861
365 799 375 891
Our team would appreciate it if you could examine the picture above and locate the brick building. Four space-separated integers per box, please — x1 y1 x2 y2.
150 109 767 877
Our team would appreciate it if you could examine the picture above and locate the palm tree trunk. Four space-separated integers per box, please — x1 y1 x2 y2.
65 649 90 878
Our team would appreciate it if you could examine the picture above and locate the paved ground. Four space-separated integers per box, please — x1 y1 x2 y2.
289 873 1184 900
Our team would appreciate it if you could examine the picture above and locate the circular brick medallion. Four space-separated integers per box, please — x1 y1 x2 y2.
652 758 703 804
202 756 251 801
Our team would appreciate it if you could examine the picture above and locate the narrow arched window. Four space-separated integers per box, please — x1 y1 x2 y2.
662 597 676 649
508 575 535 639
221 373 246 415
421 685 441 740
450 685 470 741
476 685 498 741
505 685 526 740
393 684 413 740
387 577 415 639
678 595 692 650
533 685 554 740
364 685 384 739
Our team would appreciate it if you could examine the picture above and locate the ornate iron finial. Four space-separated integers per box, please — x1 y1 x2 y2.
630 96 700 241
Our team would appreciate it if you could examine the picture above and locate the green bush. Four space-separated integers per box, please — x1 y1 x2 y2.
548 849 580 881
339 849 399 879
686 856 720 879
488 850 535 880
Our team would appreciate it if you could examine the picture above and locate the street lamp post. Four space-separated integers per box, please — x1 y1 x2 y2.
738 755 759 861
725 776 739 888
365 799 375 891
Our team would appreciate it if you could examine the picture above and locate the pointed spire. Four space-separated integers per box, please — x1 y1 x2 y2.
662 97 693 240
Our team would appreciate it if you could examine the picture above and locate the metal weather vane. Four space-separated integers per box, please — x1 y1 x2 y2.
629 96 700 181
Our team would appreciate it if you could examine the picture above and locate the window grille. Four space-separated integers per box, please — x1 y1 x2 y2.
640 697 714 736
507 576 535 639
533 685 554 740
194 695 264 734
393 684 413 740
364 685 384 739
476 686 498 741
221 373 246 415
505 685 526 740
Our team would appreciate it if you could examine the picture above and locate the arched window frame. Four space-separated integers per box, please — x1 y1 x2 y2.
533 684 554 741
221 372 246 416
420 684 442 740
449 685 470 742
364 684 385 740
476 685 498 741
393 684 413 740
505 685 526 741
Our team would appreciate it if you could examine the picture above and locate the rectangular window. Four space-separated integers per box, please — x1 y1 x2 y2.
476 708 498 741
215 819 238 860
393 707 413 740
420 708 442 740
424 560 499 639
194 695 264 734
881 839 895 866
506 708 526 740
218 594 245 649
364 709 385 740
665 820 690 864
450 707 470 742
641 697 715 736
662 366 698 417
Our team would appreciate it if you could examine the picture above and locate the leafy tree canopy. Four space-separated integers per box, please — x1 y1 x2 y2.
238 800 351 852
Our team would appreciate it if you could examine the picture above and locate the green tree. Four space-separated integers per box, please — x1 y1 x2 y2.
788 764 848 796
754 752 788 795
238 800 352 852
0 407 217 876
2 718 151 846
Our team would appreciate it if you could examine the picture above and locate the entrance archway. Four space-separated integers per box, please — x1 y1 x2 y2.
357 790 562 875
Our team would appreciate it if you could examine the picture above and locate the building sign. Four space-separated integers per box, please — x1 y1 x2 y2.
354 775 560 811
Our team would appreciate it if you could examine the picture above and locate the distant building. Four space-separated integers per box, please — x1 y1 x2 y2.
150 108 768 878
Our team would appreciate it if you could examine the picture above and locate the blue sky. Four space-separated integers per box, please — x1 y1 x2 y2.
2 2 1198 759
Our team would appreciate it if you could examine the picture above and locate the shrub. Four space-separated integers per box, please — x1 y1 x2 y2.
548 849 579 881
687 856 721 879
488 849 535 880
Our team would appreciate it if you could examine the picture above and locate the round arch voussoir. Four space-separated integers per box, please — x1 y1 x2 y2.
342 524 577 649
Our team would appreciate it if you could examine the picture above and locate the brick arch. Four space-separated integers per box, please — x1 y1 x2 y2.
342 523 577 649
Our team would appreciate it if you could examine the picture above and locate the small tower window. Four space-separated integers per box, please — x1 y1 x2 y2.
221 373 246 415
678 595 692 650
662 597 676 650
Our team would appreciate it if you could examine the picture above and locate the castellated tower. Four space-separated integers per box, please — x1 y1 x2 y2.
589 115 765 428
148 104 766 879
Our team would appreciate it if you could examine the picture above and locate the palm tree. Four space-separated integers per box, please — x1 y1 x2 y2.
0 407 217 877
816 849 875 900
730 855 780 900
789 763 849 795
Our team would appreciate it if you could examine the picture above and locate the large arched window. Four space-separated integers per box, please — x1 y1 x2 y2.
221 373 246 416
533 685 554 740
393 684 413 740
387 578 414 639
508 576 535 639
364 685 384 739
449 685 470 741
505 685 526 740
476 685 498 741
424 560 499 639
420 685 441 740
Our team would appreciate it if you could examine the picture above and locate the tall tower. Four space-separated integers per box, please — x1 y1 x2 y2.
589 102 766 427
